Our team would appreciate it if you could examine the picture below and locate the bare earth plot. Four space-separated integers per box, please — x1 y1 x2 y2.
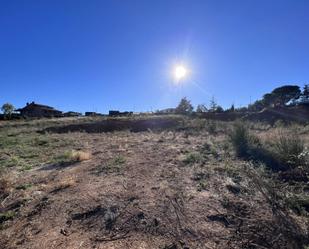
0 117 308 249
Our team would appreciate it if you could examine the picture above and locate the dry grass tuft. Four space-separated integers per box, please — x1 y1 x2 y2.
50 176 77 193
58 176 76 188
70 150 91 161
0 170 13 200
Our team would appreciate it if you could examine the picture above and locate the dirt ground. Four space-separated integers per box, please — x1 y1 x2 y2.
1 117 308 249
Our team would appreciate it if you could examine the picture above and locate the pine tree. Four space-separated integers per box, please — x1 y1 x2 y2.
209 96 217 112
175 97 193 114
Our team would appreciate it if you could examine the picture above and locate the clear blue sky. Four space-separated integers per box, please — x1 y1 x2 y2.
1 0 309 113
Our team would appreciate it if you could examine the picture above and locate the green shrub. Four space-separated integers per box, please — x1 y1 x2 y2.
229 122 252 157
112 156 126 165
206 121 217 134
0 211 15 223
271 133 305 169
183 152 203 165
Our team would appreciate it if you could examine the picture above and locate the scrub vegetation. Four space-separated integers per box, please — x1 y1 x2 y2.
0 116 309 249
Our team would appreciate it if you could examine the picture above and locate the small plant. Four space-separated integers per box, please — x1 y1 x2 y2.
206 121 217 134
183 152 203 165
229 122 251 157
0 211 15 223
113 155 126 165
16 183 32 190
21 165 33 171
197 181 207 191
286 195 309 215
0 170 11 200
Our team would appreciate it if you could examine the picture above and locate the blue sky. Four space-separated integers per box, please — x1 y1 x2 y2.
1 0 309 113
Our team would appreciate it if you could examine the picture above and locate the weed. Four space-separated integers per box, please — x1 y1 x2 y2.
95 156 126 175
16 183 32 190
206 121 217 134
112 155 126 165
183 152 203 165
0 170 11 200
197 181 208 191
286 196 309 215
0 211 15 223
21 165 33 171
229 122 251 157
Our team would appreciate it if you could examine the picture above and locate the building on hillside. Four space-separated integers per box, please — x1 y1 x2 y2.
109 110 133 116
63 111 82 117
16 102 62 117
156 108 176 114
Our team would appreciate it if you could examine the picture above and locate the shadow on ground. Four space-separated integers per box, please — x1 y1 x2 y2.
38 161 79 171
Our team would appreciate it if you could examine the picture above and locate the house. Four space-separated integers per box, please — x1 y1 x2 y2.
85 112 97 116
156 108 176 114
63 111 82 117
109 110 133 116
16 102 62 117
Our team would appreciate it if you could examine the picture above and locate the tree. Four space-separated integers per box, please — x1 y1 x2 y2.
1 103 14 119
301 84 309 103
248 100 265 112
261 93 275 107
227 104 235 112
270 85 301 106
196 104 207 113
209 96 217 112
175 97 193 114
260 85 301 107
216 105 224 113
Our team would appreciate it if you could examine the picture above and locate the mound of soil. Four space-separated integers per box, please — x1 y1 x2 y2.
42 117 182 133
244 105 309 123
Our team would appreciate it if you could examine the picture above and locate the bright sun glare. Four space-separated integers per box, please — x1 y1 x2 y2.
173 65 187 81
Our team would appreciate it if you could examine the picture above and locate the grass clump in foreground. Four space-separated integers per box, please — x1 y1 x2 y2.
0 211 15 223
270 132 307 170
55 150 91 164
229 122 259 158
183 152 204 165
230 122 308 173
95 155 126 174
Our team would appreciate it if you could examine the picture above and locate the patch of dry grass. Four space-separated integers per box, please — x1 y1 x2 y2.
55 150 91 164
0 170 13 201
69 150 91 161
53 176 77 192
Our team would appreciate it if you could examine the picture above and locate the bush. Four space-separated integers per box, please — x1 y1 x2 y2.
229 122 251 157
1 103 14 119
230 123 308 172
206 120 217 134
183 152 203 165
270 132 305 169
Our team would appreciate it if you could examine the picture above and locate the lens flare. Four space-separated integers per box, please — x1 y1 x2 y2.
173 65 187 81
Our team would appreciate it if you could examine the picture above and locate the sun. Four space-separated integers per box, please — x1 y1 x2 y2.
173 65 187 81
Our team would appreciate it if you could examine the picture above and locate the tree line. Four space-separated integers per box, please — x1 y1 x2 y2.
1 84 309 119
175 84 309 114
